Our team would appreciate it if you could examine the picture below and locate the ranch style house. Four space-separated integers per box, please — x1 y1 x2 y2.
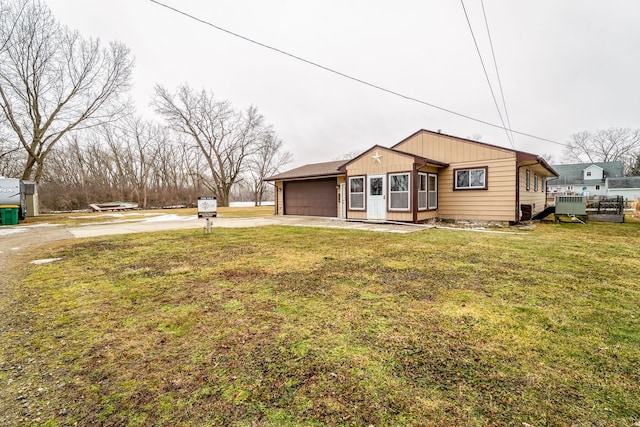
265 129 559 224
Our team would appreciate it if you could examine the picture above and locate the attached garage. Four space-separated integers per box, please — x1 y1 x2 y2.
284 178 337 217
266 160 346 218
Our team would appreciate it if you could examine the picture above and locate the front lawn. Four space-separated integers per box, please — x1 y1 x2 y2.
1 220 639 426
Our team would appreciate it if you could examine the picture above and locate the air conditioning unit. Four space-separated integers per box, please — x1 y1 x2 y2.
555 196 586 216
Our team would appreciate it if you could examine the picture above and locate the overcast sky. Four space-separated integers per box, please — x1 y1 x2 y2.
45 0 640 169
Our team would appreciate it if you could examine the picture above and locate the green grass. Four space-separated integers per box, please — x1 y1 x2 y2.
1 219 639 426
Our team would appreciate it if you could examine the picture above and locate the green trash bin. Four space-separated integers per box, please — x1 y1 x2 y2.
0 205 20 226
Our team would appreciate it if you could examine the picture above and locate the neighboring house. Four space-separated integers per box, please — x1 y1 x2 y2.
606 176 640 201
265 129 558 223
547 161 624 197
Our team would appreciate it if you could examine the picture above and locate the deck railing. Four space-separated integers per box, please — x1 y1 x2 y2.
586 196 624 214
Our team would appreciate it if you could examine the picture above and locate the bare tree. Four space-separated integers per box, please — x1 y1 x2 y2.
152 134 202 204
0 0 24 53
564 128 640 175
628 154 640 177
246 129 291 206
0 137 22 176
332 149 365 161
101 118 163 208
40 132 118 210
152 84 271 206
0 0 134 182
0 126 21 173
539 153 557 165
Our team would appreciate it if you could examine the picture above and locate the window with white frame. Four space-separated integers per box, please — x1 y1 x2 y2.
428 174 438 209
525 169 531 191
541 178 546 192
418 173 438 210
389 173 410 210
454 167 487 190
534 173 539 191
348 176 365 210
418 173 427 210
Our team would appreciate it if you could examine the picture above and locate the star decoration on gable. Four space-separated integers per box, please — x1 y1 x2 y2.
372 151 383 164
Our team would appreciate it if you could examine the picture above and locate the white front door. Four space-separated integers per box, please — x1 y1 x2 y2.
367 174 386 219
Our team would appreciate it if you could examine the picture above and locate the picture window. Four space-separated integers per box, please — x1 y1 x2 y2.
454 167 487 190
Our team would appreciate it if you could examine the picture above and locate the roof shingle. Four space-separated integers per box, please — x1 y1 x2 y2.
265 160 346 181
608 176 640 189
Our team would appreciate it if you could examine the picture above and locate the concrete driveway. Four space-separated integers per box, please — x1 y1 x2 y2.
66 214 429 238
1 213 428 271
0 213 428 243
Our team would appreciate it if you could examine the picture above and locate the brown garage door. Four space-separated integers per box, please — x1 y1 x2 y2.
284 178 337 217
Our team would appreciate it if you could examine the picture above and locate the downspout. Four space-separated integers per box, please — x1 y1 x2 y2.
515 165 521 222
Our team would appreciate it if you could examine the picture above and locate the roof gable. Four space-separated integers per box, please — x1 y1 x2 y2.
392 129 518 156
391 129 557 177
338 145 448 171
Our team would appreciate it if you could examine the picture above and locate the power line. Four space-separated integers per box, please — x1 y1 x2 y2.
460 0 513 148
481 0 515 146
148 0 568 148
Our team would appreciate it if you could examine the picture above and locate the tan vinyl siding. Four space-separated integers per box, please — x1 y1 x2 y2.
396 132 514 163
394 131 521 221
386 212 414 222
337 176 346 217
347 149 414 175
519 167 548 216
345 148 415 221
417 165 439 174
417 210 438 221
349 211 367 220
438 158 517 222
275 181 284 215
